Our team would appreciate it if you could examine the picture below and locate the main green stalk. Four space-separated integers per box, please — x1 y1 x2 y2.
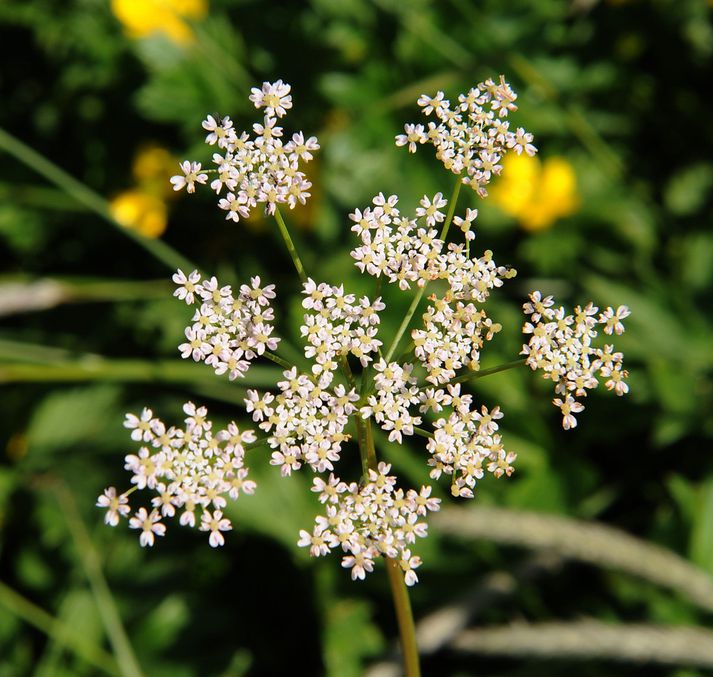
358 414 419 676
274 183 422 677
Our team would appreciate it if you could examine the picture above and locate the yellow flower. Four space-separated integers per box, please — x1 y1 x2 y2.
489 154 579 232
110 190 168 238
132 145 179 198
111 0 208 45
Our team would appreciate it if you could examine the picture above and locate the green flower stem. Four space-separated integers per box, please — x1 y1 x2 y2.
364 418 377 471
0 579 119 675
384 286 427 363
439 174 463 241
263 350 295 372
53 481 144 677
243 437 271 452
397 339 416 363
413 426 433 440
384 174 462 363
355 415 370 477
385 556 421 677
339 355 357 390
0 126 197 274
273 207 308 284
355 416 418 674
451 358 527 385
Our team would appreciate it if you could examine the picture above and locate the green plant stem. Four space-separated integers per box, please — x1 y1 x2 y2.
355 416 369 476
384 174 462 363
0 126 196 273
0 579 119 675
339 355 357 390
439 174 463 241
263 350 295 371
0 357 276 387
273 207 308 284
0 357 285 407
364 418 377 471
413 426 433 440
53 481 144 677
385 557 421 677
384 287 427 363
450 358 527 386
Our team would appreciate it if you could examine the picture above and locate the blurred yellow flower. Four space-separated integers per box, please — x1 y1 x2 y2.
111 0 208 45
110 190 168 238
489 154 579 232
132 145 179 197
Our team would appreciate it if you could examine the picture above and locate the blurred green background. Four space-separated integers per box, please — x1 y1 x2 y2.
1 0 713 675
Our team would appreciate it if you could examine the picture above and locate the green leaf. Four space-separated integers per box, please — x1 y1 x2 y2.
664 163 713 216
27 385 121 457
690 479 713 574
324 598 384 677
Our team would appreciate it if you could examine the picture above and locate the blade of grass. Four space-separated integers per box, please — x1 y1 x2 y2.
0 578 119 675
0 126 197 273
452 621 713 667
52 481 144 677
433 506 713 613
0 278 172 317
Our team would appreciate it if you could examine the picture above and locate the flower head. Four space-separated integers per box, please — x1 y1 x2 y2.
396 77 537 197
522 292 630 429
169 81 318 221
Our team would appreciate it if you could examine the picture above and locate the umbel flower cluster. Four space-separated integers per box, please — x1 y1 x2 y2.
169 79 318 219
521 293 630 429
395 75 536 198
99 79 630 586
97 402 255 548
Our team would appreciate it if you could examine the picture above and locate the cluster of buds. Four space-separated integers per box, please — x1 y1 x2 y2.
246 368 358 476
413 298 502 385
300 279 386 373
425 385 513 497
350 192 446 290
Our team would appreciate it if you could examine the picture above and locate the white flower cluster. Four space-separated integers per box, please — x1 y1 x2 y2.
170 80 319 219
350 192 516 300
350 193 446 290
99 78 632 588
173 269 279 381
439 247 516 302
96 402 256 547
424 384 514 498
413 298 502 385
246 368 359 476
300 278 385 371
360 360 422 443
395 77 536 197
521 292 631 429
298 463 440 586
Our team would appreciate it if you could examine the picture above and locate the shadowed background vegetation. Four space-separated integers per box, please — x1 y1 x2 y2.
1 0 713 675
